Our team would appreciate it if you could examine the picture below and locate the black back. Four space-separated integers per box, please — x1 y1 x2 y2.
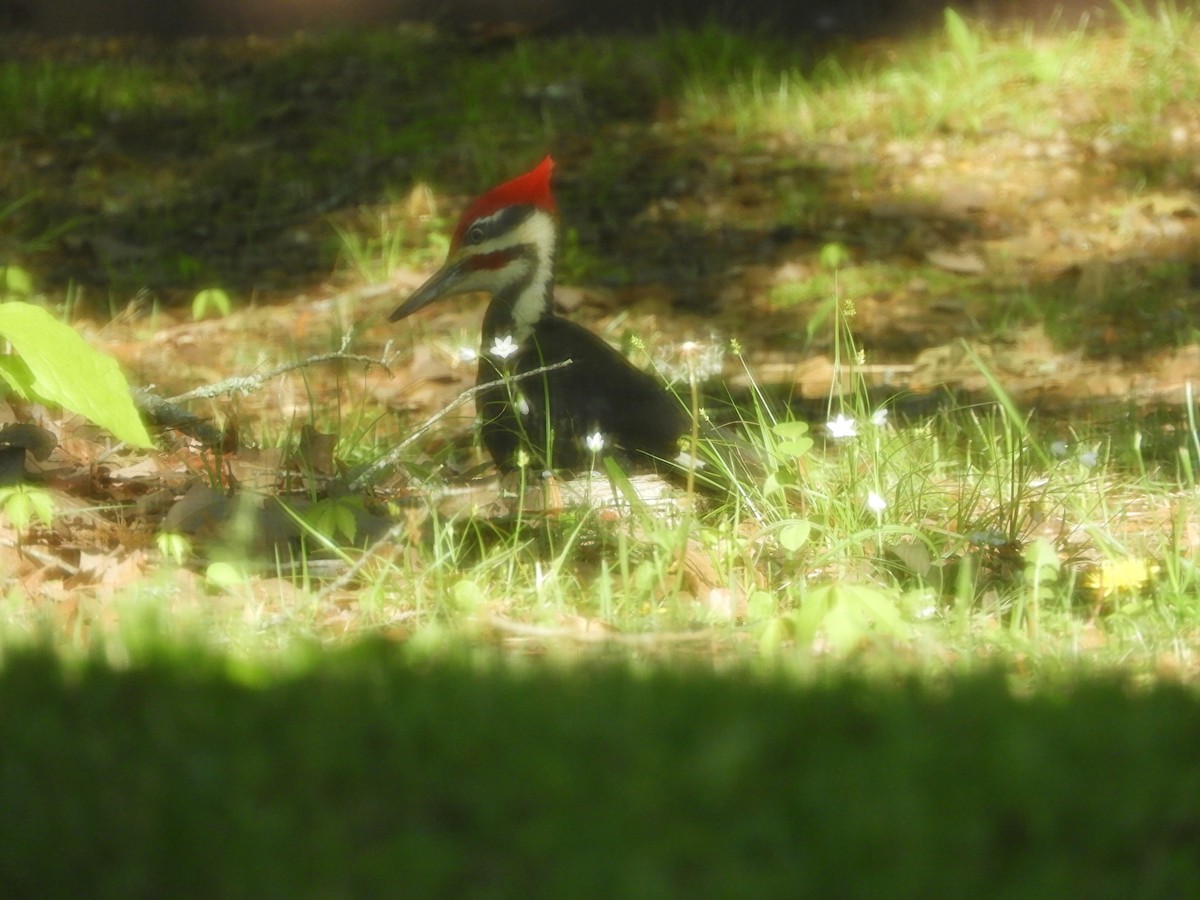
475 316 689 472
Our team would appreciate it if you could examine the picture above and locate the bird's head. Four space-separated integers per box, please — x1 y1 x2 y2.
389 156 558 327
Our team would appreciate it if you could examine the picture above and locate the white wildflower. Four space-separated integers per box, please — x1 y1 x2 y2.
1050 440 1068 458
489 335 518 359
457 346 478 363
867 491 887 513
870 407 889 427
1079 449 1099 468
585 431 606 454
825 413 858 440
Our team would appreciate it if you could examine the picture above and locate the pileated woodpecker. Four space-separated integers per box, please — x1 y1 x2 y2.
390 157 691 474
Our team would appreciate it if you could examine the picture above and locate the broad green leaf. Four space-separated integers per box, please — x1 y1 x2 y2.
0 301 152 447
332 502 358 542
1023 538 1061 580
791 587 834 646
770 421 813 460
771 421 810 440
774 437 814 459
205 561 249 589
309 504 338 541
778 520 812 552
793 583 911 655
852 585 913 640
746 590 777 621
0 354 34 399
306 497 361 543
0 486 56 531
821 599 867 655
762 468 796 496
810 583 881 653
758 615 795 656
25 487 56 526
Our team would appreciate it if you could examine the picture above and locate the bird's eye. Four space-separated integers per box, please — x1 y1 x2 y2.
466 224 485 244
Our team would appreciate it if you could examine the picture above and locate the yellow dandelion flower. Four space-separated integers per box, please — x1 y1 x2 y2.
1084 558 1157 600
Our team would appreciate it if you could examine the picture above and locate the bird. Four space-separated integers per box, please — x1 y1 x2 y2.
390 156 693 476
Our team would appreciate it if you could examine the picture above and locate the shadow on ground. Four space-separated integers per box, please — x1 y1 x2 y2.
2 0 1120 39
3 16 1199 370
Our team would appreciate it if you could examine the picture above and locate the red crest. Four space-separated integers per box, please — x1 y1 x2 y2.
452 156 556 248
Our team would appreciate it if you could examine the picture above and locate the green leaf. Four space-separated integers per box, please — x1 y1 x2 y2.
308 503 335 539
818 241 850 270
2 266 33 296
746 590 777 621
762 468 795 496
944 8 979 72
0 302 153 447
305 497 361 544
25 487 56 527
770 420 813 460
156 531 191 565
793 583 911 656
821 599 866 655
852 585 913 640
758 615 795 656
192 287 232 320
771 420 810 440
332 503 358 543
791 587 833 646
0 486 56 531
1023 538 1061 580
774 437 814 459
451 579 486 613
205 561 249 590
778 520 812 552
0 354 35 399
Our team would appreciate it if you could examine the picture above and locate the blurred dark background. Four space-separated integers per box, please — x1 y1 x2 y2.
2 0 1121 38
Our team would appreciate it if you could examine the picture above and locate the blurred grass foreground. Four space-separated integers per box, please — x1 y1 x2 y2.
1 643 1198 897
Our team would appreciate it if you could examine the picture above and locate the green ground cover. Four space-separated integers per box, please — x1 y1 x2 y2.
2 644 1198 897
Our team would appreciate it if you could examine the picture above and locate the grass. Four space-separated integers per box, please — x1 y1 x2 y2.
0 3 1197 664
8 290 1194 680
1 643 1199 897
676 4 1200 144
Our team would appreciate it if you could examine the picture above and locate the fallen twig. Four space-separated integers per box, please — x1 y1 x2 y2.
166 330 387 404
132 389 224 446
133 330 391 446
313 520 410 601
